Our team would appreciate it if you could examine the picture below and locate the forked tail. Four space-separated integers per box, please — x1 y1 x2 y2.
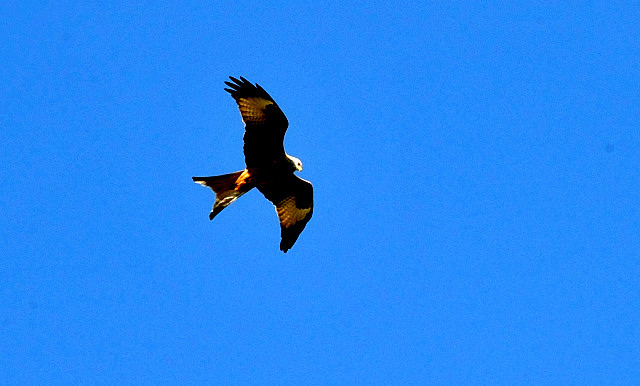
192 169 254 220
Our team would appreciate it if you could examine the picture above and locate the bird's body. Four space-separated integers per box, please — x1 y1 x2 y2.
193 77 313 252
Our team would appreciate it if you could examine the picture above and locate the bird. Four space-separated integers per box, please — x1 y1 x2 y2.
192 76 313 253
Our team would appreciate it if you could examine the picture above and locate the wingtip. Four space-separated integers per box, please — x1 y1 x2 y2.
228 76 255 87
280 241 292 253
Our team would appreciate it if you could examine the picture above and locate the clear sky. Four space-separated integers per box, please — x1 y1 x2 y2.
1 1 639 384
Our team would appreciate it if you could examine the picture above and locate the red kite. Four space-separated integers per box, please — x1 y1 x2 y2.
193 77 313 252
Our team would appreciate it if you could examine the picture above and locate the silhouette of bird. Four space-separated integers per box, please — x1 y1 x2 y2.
193 77 313 252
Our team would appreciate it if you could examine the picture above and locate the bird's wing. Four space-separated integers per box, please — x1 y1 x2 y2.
224 76 289 168
257 175 313 253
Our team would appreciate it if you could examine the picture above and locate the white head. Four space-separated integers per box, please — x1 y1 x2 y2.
287 155 303 172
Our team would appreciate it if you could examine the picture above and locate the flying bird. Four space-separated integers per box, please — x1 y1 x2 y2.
192 76 313 252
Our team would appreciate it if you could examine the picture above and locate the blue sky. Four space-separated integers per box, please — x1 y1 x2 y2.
1 1 639 384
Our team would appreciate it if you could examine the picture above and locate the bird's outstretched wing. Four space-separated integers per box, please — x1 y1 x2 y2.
224 76 289 168
257 175 313 253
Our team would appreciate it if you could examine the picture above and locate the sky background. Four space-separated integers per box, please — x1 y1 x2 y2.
1 1 639 384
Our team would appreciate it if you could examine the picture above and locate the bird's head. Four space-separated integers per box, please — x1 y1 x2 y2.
287 155 303 172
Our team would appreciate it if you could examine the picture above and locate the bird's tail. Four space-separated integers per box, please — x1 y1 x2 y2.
192 169 255 220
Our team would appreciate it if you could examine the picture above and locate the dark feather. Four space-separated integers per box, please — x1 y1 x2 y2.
224 77 289 167
257 175 313 252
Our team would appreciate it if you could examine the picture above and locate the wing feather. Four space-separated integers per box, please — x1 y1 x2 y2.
257 175 313 253
224 76 289 168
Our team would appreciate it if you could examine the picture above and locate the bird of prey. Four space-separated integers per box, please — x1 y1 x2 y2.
192 76 313 252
